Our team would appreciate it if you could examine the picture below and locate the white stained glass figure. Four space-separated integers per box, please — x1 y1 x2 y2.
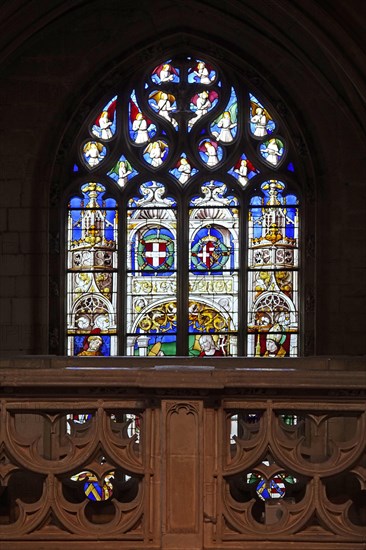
152 62 179 84
260 138 284 166
108 156 137 187
117 160 132 187
205 142 218 166
170 155 198 185
250 95 275 137
83 141 105 167
92 97 117 140
214 111 237 143
149 91 178 128
229 156 258 187
199 140 222 167
177 157 192 184
235 159 248 185
133 113 149 144
193 61 215 84
99 112 113 139
189 90 218 127
211 89 237 142
251 107 268 137
144 140 168 167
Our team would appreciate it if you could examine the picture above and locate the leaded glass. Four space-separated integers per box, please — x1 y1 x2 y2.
129 90 157 144
148 91 178 129
198 139 224 167
247 180 299 357
189 181 239 356
67 183 117 356
66 54 302 357
70 471 114 501
229 154 259 187
143 139 169 168
126 182 177 356
188 60 217 84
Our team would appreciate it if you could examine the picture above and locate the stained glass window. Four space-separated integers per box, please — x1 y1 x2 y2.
66 55 301 357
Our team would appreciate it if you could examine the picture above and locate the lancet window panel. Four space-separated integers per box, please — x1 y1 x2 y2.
66 182 118 356
126 182 178 357
246 180 299 357
65 54 302 357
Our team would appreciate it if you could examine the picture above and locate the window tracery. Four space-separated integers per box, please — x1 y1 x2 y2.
66 55 300 357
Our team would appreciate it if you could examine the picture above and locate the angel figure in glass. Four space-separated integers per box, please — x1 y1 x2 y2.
151 62 179 84
144 140 168 167
230 156 257 187
250 95 275 137
92 97 117 140
83 141 105 167
189 90 218 127
212 110 237 143
189 61 216 84
149 91 178 128
260 138 284 166
199 140 222 167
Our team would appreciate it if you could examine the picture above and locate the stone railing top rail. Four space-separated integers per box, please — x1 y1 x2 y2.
0 355 365 392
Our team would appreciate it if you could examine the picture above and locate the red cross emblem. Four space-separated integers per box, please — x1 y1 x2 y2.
196 240 216 268
144 241 167 267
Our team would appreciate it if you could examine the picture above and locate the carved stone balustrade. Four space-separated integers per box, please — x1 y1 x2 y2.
0 356 365 549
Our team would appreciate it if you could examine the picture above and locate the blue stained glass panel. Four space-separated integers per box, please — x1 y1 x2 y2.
191 227 232 272
133 227 175 272
68 184 117 243
256 476 286 500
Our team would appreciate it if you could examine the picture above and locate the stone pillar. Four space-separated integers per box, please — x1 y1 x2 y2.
161 400 203 549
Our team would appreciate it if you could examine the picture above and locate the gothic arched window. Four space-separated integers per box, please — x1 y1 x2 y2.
65 56 301 358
